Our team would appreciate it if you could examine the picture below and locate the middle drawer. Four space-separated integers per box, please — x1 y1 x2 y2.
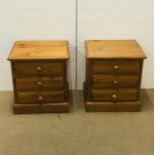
92 75 139 88
15 77 64 91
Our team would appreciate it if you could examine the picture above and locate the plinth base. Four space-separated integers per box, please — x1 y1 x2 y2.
85 101 141 112
13 102 70 114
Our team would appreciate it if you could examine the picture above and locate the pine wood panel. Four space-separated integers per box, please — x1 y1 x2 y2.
85 40 146 59
8 41 69 60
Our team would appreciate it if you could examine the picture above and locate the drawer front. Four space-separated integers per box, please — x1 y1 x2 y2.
14 62 64 77
91 61 140 75
91 89 138 102
17 91 64 103
16 77 64 91
92 75 139 88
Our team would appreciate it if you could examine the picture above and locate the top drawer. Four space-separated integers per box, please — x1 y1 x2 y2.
14 62 64 77
91 60 141 75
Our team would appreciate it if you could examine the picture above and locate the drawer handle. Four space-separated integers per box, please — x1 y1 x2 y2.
38 96 44 101
114 65 119 70
112 94 117 99
113 80 118 85
37 81 42 86
37 66 42 72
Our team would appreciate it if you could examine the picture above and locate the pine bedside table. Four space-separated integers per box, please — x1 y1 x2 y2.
84 40 146 112
8 41 70 114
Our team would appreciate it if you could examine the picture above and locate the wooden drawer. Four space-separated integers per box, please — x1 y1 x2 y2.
15 77 64 91
17 91 64 103
14 62 64 77
92 75 139 88
91 60 140 75
91 89 138 102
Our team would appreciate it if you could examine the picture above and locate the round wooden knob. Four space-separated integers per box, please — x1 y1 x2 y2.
37 81 42 86
38 96 44 101
114 65 119 70
112 94 117 99
37 66 42 71
113 80 118 84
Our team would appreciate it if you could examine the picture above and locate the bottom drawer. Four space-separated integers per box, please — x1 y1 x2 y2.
91 89 138 102
17 91 64 103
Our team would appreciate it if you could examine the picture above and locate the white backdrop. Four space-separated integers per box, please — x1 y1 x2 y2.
0 0 154 90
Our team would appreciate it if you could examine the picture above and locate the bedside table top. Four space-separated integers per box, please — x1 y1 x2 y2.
8 40 69 61
85 40 146 59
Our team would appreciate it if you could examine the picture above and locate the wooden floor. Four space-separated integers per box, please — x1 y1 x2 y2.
0 89 153 155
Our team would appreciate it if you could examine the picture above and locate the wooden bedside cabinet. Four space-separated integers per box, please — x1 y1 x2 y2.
84 40 146 112
8 41 70 114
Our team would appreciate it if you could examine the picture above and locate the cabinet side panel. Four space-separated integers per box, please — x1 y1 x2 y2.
137 60 144 100
11 62 18 104
86 59 92 101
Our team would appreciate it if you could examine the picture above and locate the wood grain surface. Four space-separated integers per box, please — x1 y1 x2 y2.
85 40 146 59
8 40 69 60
